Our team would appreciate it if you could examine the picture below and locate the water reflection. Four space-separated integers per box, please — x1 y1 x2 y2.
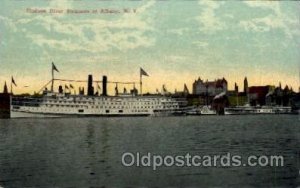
0 115 299 187
85 121 112 186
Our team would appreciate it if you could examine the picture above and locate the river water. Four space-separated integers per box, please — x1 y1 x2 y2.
0 115 299 187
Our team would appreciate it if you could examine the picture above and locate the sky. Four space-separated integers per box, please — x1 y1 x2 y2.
0 0 299 95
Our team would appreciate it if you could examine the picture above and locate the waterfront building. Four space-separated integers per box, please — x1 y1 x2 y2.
192 77 228 96
3 82 8 94
249 86 274 106
227 82 247 106
266 85 296 106
227 92 248 106
244 77 248 94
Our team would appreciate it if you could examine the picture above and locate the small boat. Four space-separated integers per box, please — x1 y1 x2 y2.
200 105 217 115
185 105 216 115
185 106 201 116
224 105 292 115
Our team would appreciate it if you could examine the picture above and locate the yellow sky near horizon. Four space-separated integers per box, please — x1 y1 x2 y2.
1 69 299 95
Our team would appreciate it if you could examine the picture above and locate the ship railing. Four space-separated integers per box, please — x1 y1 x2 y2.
12 97 42 107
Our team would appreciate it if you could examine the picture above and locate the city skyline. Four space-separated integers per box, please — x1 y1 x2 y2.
1 66 298 95
0 0 299 94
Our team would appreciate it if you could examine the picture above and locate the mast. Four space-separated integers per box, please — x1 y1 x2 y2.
236 91 239 106
51 65 54 92
50 62 59 92
10 80 12 94
139 68 149 96
140 72 142 96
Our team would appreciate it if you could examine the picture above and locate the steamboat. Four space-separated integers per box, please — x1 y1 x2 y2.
10 91 184 118
224 105 292 115
1 65 187 118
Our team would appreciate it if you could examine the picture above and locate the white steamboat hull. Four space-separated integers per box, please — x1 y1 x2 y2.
10 110 152 118
11 110 63 118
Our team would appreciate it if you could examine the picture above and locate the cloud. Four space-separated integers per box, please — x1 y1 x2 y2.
15 0 157 53
192 41 209 48
167 28 190 36
244 1 281 14
241 1 300 39
196 0 225 33
165 55 187 63
193 0 300 41
239 16 284 33
49 0 73 9
0 15 17 32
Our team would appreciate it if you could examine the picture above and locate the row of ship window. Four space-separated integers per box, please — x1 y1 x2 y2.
45 100 163 106
48 97 170 102
15 104 178 110
132 110 148 113
42 104 178 109
14 107 149 113
105 109 150 113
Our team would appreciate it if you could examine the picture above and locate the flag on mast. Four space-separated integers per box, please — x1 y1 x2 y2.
139 68 149 96
52 62 59 72
140 68 149 77
11 76 17 87
51 62 59 92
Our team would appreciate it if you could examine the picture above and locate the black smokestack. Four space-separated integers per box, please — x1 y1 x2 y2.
58 85 63 94
87 75 94 96
102 75 107 96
